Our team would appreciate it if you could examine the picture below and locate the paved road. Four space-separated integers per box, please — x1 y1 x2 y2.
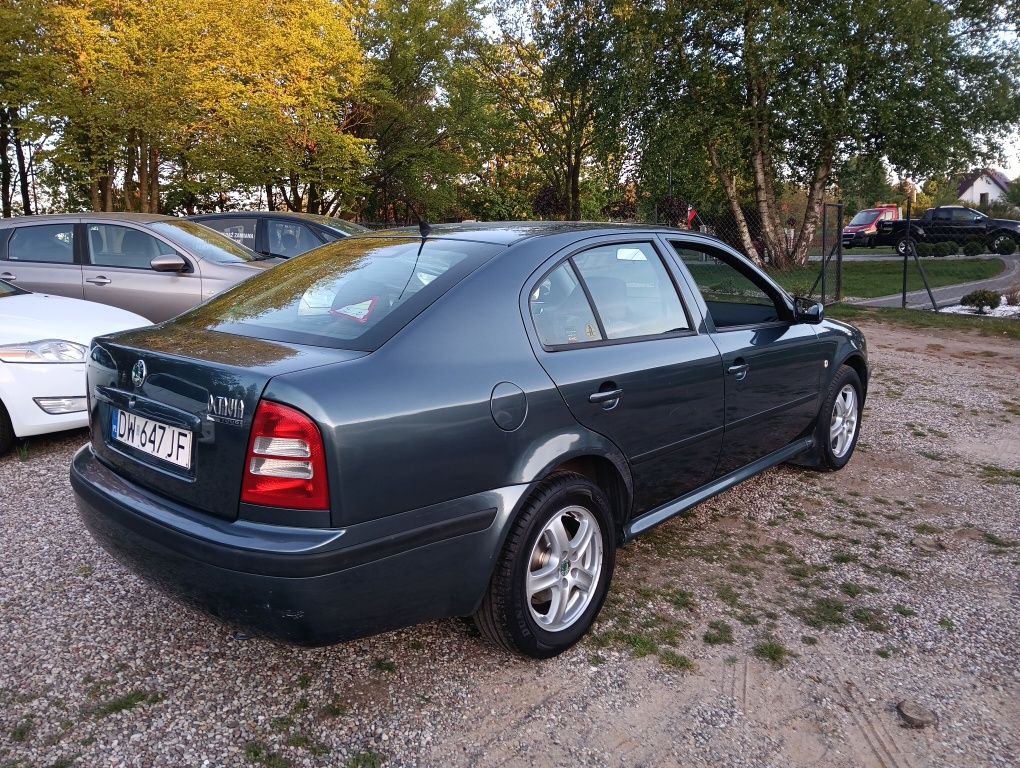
854 253 1020 309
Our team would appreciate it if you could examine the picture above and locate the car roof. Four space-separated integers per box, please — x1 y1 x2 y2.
363 221 697 246
0 212 175 227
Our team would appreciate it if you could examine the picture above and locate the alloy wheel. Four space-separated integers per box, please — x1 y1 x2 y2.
829 384 859 458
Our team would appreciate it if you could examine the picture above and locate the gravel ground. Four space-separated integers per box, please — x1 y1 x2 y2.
1 320 1018 768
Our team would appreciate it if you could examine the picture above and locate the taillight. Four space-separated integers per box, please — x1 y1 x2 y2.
241 401 329 511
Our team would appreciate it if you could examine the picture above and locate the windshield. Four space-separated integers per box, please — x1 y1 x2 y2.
0 279 26 298
848 210 880 226
149 220 263 263
180 237 502 350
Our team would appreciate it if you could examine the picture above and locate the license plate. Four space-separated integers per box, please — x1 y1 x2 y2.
111 409 193 469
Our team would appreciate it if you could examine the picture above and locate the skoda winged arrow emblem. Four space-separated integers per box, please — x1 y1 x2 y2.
131 360 147 388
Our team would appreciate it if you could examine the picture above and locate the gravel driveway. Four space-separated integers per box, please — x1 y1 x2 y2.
2 321 1018 768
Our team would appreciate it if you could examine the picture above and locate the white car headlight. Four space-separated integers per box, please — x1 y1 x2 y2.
0 339 87 363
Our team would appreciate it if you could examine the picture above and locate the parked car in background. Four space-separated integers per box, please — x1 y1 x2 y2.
187 211 369 259
72 222 868 658
0 280 147 455
841 205 899 249
877 205 1020 255
0 214 280 323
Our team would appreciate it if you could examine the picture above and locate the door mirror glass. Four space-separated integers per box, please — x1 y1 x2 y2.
794 297 824 324
150 253 187 272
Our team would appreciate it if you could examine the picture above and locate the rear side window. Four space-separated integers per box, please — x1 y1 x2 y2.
268 219 322 258
571 243 689 339
8 224 75 263
183 237 501 351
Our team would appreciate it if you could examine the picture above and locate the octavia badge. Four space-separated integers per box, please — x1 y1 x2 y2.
131 360 147 388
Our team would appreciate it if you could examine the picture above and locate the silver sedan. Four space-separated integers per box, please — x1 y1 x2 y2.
0 213 280 322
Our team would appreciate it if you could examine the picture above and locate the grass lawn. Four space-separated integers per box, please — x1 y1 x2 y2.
826 304 1020 341
769 258 1005 299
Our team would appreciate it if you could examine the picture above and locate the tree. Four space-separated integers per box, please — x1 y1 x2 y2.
631 0 1020 267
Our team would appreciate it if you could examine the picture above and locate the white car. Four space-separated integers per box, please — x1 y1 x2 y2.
0 280 148 454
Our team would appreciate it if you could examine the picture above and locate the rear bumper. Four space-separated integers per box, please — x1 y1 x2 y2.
71 445 526 645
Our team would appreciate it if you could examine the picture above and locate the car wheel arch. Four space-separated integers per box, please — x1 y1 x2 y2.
838 352 869 401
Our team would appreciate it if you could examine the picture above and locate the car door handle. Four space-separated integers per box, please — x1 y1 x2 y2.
727 362 749 381
86 276 111 286
589 388 624 404
0 272 15 280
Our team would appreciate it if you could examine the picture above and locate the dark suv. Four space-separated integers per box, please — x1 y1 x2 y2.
188 211 368 259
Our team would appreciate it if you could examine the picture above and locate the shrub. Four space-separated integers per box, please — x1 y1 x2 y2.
1004 285 1020 306
943 240 960 256
961 289 1002 314
933 241 953 258
996 237 1018 255
962 239 984 257
915 242 934 258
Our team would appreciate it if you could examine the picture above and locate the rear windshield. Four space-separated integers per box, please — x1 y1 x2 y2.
149 220 263 263
181 237 502 350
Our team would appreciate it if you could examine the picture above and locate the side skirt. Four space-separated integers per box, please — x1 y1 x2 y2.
623 436 815 541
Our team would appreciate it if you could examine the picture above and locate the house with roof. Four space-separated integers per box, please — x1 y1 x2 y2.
957 168 1013 207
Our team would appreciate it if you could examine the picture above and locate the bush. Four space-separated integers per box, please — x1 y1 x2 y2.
1005 285 1020 306
915 242 934 258
933 241 954 258
996 237 1018 255
944 240 960 256
962 239 985 257
961 289 1002 314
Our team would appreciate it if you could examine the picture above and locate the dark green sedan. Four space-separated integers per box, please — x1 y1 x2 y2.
71 223 868 658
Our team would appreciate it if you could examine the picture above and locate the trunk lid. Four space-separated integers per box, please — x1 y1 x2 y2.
87 324 363 520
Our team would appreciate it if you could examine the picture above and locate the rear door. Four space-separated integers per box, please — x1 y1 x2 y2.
666 239 822 475
0 221 84 298
82 222 203 321
266 218 327 258
526 239 724 516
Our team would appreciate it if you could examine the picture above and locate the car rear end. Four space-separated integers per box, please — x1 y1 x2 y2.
70 234 511 644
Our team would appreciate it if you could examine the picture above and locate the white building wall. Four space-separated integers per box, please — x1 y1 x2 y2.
959 175 1007 205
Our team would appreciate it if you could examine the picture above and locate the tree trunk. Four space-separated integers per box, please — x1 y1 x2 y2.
307 182 320 215
568 152 581 221
789 157 833 266
124 130 137 212
12 124 32 215
265 184 275 211
0 109 11 218
709 145 762 265
138 135 149 213
89 179 100 211
289 176 300 212
103 158 114 211
148 145 159 213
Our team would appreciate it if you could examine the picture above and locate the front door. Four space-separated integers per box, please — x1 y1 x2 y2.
82 222 203 322
667 241 823 475
527 240 724 516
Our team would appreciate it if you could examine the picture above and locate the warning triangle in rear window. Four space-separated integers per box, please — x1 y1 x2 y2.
330 297 378 323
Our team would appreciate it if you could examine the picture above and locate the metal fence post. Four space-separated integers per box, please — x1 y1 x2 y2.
821 203 828 305
901 198 912 309
835 201 844 302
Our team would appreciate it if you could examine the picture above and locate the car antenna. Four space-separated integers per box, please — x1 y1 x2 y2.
398 217 430 302
418 218 431 241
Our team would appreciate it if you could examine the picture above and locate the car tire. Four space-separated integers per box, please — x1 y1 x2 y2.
0 400 14 456
989 232 1015 254
473 472 615 658
895 236 915 257
814 365 863 471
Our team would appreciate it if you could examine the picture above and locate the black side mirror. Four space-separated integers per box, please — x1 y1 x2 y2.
794 297 824 324
150 253 187 272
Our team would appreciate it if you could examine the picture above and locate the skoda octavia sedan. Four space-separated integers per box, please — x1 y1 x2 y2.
71 223 868 658
0 280 147 455
0 213 280 322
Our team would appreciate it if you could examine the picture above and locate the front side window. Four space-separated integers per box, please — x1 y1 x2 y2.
88 224 176 269
268 220 322 258
671 243 782 328
529 262 604 347
8 224 75 264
